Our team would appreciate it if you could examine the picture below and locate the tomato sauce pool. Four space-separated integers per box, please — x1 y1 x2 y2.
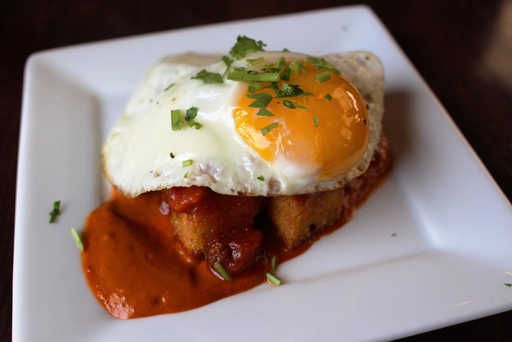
81 138 390 319
81 190 312 319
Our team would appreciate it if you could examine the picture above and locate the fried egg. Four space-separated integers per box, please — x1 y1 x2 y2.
102 50 384 197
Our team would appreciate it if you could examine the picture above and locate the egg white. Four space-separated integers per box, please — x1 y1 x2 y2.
102 51 384 197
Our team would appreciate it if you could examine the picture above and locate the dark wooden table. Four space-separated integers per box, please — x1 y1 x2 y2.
2 0 512 340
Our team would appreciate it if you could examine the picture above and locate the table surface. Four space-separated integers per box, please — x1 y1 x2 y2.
2 0 512 340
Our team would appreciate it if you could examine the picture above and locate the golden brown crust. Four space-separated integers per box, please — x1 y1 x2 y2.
170 133 391 253
266 133 391 249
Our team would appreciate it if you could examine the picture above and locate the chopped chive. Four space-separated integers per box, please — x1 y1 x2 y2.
301 92 313 96
257 175 265 181
227 70 280 83
171 109 183 131
271 256 277 272
163 83 175 91
315 71 331 83
313 114 319 127
49 200 61 223
182 159 193 167
289 60 300 74
256 108 275 117
247 93 272 108
505 283 512 287
214 262 232 281
247 57 264 66
261 122 278 135
70 227 84 252
191 69 224 84
266 272 282 286
184 172 189 178
324 94 332 102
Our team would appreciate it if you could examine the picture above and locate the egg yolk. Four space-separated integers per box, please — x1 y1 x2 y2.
233 61 369 179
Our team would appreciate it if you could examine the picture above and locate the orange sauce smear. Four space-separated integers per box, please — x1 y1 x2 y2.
81 140 390 319
81 191 309 319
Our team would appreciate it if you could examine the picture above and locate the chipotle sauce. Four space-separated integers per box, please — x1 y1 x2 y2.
82 135 390 319
81 190 309 319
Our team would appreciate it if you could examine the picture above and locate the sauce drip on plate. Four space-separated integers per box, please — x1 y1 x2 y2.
81 191 309 319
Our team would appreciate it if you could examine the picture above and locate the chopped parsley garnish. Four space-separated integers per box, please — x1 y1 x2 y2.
184 107 202 129
248 82 263 93
187 120 203 129
182 159 193 167
257 175 265 181
275 83 304 98
280 68 291 81
222 55 233 68
505 283 512 287
283 100 307 110
191 69 223 84
163 83 175 91
214 262 232 281
229 35 266 59
315 71 331 83
49 200 61 223
256 108 275 117
313 114 319 127
306 56 341 74
185 106 198 121
70 227 84 252
261 122 278 135
324 94 332 102
247 93 272 108
184 172 189 178
172 107 202 130
171 109 183 131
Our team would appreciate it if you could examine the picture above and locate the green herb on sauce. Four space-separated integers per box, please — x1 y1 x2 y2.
71 227 84 252
260 122 278 135
214 262 232 281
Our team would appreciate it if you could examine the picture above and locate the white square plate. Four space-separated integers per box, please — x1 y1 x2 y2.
14 5 512 342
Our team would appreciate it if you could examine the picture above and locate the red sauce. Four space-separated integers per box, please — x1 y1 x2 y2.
81 135 390 319
81 190 308 319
